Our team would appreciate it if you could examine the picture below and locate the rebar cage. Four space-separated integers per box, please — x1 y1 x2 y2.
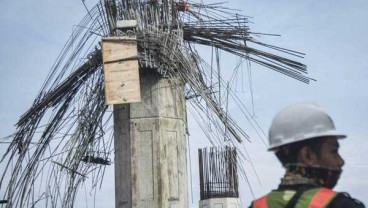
198 146 239 200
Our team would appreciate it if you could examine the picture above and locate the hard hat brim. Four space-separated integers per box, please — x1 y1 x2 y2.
268 131 346 151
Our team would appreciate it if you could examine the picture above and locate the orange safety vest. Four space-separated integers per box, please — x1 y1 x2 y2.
253 188 337 208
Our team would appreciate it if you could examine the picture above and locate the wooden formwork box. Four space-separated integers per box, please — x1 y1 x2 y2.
102 36 141 105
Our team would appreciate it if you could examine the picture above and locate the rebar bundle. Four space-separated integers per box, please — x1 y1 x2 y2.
0 0 310 207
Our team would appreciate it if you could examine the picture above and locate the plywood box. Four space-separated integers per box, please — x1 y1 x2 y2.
102 37 141 104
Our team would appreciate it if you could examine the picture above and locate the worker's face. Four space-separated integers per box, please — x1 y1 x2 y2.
314 137 345 169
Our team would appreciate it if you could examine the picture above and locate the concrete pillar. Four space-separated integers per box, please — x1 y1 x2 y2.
199 198 242 208
114 71 188 208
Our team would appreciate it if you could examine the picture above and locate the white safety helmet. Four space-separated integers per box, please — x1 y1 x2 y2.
268 103 346 151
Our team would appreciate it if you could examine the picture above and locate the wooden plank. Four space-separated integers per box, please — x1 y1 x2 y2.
102 37 141 104
102 37 138 63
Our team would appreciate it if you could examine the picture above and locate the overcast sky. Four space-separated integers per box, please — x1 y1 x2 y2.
0 1 367 207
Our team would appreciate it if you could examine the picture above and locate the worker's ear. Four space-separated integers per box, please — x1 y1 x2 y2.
298 146 318 166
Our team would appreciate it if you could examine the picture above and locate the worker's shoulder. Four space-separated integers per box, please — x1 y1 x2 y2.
328 192 365 208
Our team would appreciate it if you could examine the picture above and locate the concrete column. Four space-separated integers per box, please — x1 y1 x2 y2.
114 71 188 208
199 198 242 208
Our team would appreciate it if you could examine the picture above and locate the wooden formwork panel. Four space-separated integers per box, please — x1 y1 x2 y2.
102 37 141 104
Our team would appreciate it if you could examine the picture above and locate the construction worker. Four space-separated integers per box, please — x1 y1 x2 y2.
249 103 365 208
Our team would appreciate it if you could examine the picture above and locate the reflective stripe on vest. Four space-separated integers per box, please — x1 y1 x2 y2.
308 188 336 208
252 188 336 208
